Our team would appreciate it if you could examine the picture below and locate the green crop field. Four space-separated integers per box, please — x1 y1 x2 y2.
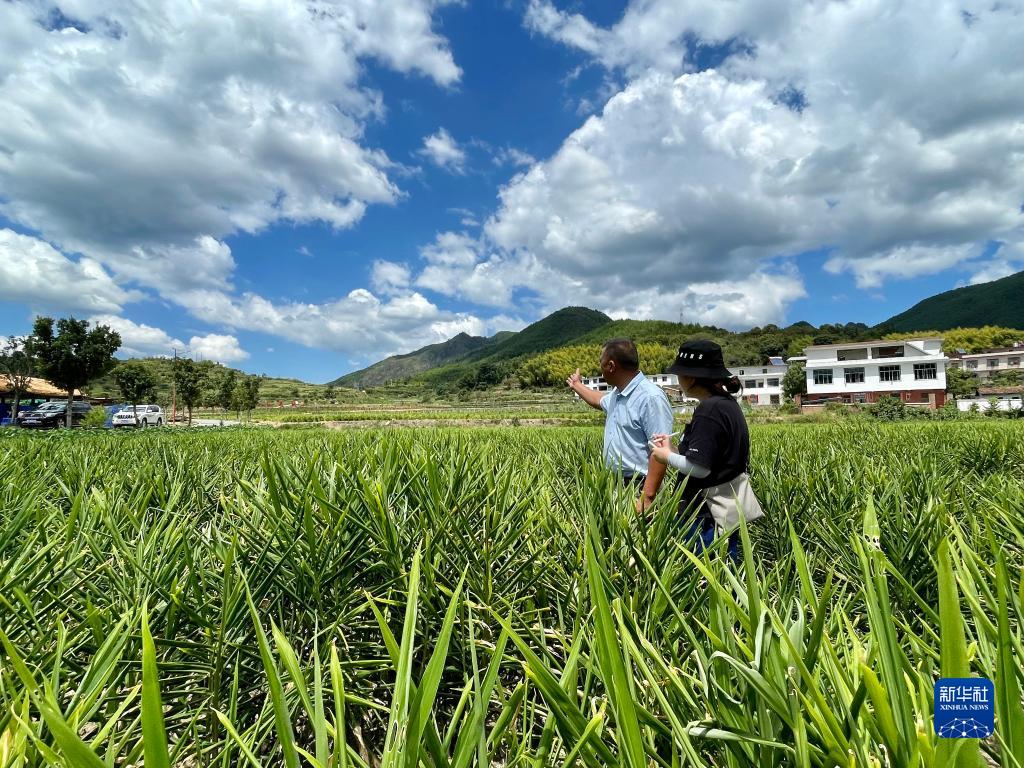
1 423 1023 767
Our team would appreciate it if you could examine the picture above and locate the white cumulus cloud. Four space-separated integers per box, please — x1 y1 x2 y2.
0 229 138 314
497 0 1024 324
0 0 460 295
173 285 488 361
419 128 467 172
187 333 249 364
90 314 186 358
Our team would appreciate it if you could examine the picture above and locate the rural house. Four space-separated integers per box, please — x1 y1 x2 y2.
732 356 788 406
802 338 948 409
947 343 1024 381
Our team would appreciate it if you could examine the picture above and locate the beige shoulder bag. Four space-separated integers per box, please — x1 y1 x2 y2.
702 473 764 534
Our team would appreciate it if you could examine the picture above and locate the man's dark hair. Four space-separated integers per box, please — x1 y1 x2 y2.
602 338 639 371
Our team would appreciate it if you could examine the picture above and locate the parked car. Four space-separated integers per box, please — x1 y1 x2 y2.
19 401 93 429
112 404 164 427
103 404 132 428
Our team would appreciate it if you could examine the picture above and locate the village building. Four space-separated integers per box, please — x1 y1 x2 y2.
802 338 948 409
947 343 1024 381
732 356 787 406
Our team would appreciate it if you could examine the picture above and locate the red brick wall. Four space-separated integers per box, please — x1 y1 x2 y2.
804 389 946 408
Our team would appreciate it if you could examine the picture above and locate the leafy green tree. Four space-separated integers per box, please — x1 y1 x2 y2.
172 357 205 426
239 375 263 420
990 369 1022 387
324 384 336 402
113 362 157 425
786 334 814 358
26 317 121 427
216 369 238 411
946 367 980 399
0 336 34 423
782 362 807 400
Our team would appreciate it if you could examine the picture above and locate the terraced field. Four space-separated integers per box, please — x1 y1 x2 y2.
1 422 1022 767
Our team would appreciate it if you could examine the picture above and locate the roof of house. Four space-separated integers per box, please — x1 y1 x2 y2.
949 347 1024 358
804 337 944 350
0 375 82 398
978 385 1024 395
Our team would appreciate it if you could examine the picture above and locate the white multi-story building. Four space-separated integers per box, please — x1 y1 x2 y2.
802 338 948 408
948 343 1024 381
732 356 787 406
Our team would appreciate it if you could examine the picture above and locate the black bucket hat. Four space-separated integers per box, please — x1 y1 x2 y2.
666 339 732 379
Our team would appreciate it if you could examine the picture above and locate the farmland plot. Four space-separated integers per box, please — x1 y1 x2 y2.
0 423 1022 767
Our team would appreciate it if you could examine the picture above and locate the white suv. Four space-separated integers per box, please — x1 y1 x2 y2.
112 404 164 427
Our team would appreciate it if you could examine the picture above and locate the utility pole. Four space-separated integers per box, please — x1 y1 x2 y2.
171 347 177 423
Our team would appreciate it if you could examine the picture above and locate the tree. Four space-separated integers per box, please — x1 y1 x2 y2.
216 369 238 412
172 357 204 426
113 362 157 426
239 375 263 420
26 317 121 427
782 361 807 400
786 334 814 359
990 369 1022 387
0 336 34 424
946 367 980 399
324 384 336 402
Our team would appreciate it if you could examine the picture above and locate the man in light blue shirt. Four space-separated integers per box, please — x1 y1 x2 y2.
567 339 675 512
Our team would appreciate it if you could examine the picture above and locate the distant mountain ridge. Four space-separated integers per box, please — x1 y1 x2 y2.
330 331 510 388
881 270 1024 332
332 307 612 387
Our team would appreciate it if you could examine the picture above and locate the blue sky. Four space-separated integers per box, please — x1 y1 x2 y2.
1 0 1022 382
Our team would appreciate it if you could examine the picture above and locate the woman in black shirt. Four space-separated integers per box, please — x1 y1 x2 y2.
650 339 750 558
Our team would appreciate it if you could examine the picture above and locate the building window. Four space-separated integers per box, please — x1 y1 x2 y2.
813 369 833 385
876 345 904 359
762 368 768 374
920 392 930 403
770 394 780 405
913 363 937 380
1010 357 1020 367
756 380 764 388
767 378 780 387
879 365 902 382
967 360 978 369
838 348 868 361
988 358 1000 368
844 367 865 384
744 379 756 388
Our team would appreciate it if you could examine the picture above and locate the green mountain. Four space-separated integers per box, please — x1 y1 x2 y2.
330 331 507 388
465 306 612 362
333 306 612 388
880 270 1024 331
